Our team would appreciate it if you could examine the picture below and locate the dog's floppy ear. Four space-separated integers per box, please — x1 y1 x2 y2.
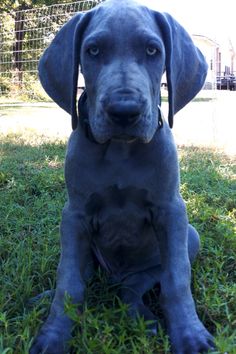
153 12 208 128
38 11 92 129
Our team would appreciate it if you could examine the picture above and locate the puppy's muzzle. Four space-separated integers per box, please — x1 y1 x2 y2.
103 90 144 128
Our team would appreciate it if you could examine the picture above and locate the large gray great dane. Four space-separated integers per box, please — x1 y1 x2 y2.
30 0 215 353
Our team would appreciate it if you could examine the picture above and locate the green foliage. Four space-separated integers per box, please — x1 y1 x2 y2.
0 0 103 99
0 73 48 101
0 131 235 353
0 76 11 95
17 73 49 101
0 0 88 12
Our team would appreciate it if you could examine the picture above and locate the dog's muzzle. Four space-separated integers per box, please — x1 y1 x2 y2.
78 90 163 144
102 90 146 128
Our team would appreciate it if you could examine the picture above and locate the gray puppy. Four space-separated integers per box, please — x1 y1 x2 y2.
30 0 215 353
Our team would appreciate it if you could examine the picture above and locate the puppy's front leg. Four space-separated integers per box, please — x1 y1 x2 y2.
157 200 214 354
30 205 93 354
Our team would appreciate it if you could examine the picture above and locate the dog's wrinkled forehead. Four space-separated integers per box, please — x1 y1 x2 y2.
83 0 160 42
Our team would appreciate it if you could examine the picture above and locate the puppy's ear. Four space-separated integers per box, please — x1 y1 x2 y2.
153 12 208 128
38 11 92 129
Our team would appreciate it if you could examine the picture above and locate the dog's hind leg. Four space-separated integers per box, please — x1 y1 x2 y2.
120 267 162 334
188 224 200 265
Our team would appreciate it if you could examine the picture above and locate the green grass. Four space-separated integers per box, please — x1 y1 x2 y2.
0 131 235 353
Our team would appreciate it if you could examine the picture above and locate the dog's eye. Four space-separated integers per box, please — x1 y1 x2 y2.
88 45 100 56
146 46 158 56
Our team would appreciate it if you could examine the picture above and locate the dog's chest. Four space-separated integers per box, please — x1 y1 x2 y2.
92 220 160 281
86 185 161 280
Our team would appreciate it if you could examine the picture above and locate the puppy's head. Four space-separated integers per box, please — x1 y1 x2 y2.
79 1 165 143
39 0 208 143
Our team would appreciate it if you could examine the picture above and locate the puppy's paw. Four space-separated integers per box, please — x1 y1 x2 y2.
171 322 215 354
30 326 71 354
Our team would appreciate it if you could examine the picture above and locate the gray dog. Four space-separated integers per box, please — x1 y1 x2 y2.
30 0 215 353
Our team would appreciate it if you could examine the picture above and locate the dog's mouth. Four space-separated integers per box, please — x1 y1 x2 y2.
111 134 138 143
92 129 153 145
88 109 159 145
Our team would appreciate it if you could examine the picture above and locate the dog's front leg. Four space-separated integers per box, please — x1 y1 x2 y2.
157 200 214 354
30 205 93 354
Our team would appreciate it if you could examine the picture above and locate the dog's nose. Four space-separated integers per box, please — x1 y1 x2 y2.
106 99 142 127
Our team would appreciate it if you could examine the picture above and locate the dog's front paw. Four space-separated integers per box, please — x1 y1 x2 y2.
171 322 215 354
30 325 71 354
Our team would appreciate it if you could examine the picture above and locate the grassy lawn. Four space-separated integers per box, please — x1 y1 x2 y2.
0 103 57 118
0 131 235 353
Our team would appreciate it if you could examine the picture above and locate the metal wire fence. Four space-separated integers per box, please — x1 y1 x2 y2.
1 0 234 102
0 1 102 100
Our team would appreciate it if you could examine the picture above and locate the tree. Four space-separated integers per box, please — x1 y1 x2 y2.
0 0 86 89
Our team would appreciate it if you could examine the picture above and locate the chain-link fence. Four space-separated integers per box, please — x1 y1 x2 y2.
0 1 102 100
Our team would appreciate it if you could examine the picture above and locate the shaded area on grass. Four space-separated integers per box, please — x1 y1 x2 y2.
0 132 235 353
